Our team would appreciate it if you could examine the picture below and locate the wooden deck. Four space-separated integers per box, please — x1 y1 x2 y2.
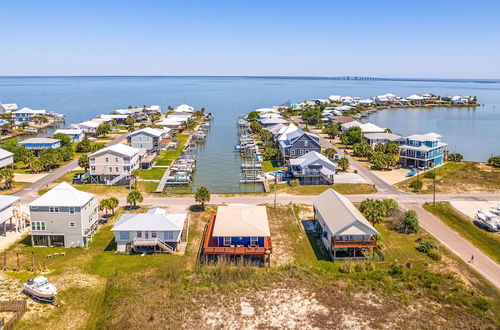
331 238 377 248
203 213 272 255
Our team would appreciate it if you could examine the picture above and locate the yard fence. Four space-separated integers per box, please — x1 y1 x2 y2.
0 300 27 330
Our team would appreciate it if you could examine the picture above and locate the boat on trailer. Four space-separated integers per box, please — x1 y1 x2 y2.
23 276 58 304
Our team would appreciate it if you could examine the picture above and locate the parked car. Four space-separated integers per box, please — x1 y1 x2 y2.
72 172 90 184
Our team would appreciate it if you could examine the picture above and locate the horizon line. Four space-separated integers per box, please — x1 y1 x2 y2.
0 75 499 82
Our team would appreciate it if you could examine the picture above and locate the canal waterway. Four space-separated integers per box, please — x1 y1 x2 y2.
1 76 499 192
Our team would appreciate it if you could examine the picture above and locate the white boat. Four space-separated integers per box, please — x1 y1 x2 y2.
475 210 500 232
23 276 57 302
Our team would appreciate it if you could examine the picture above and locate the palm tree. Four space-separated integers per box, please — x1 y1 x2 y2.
99 199 111 216
78 154 90 172
127 190 143 208
130 169 140 189
338 157 349 171
108 197 119 214
195 186 210 211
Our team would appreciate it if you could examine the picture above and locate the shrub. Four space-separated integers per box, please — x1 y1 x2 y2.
339 263 354 274
365 262 376 271
388 264 404 276
487 155 500 168
448 152 463 162
423 171 436 179
473 297 492 311
354 263 364 273
401 210 419 234
416 239 437 254
288 179 300 187
409 180 423 192
427 251 442 261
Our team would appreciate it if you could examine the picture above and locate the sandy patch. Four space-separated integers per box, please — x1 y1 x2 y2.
201 288 328 329
14 173 48 183
369 167 412 185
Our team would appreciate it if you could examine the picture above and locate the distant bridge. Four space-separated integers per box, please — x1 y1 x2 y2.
252 76 500 84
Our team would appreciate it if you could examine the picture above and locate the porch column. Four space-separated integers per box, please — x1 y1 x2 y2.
10 218 12 232
2 221 6 236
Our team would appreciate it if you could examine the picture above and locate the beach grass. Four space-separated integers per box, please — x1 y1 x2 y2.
423 202 500 263
4 204 499 329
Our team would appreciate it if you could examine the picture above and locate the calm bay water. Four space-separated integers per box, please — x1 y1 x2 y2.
1 76 499 192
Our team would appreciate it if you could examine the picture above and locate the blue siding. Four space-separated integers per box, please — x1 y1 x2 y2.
216 236 265 247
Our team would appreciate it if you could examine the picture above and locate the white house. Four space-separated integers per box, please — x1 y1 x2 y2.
0 148 14 169
13 107 47 123
53 128 85 142
174 104 195 113
0 195 21 236
451 96 469 104
71 120 100 135
328 95 342 103
0 103 18 113
89 144 141 185
364 132 405 148
112 208 187 253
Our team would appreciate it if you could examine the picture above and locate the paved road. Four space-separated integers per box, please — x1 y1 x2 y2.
14 133 128 204
294 118 500 288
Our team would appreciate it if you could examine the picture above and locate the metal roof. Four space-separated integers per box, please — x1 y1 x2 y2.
212 204 271 237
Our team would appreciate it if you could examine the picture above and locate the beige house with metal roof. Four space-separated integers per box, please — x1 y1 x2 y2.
89 144 140 185
314 189 382 261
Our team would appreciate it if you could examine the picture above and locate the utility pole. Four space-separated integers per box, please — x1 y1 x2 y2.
274 174 277 209
433 167 437 205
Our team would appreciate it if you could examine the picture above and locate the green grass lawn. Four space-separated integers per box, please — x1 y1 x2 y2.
0 181 31 195
423 202 500 263
138 167 166 180
4 204 499 329
155 133 189 166
261 160 285 172
395 162 500 193
272 183 377 195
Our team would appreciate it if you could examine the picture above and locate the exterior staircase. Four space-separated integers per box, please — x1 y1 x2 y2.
106 173 129 186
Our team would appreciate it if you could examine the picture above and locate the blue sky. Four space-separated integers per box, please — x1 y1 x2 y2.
1 0 500 77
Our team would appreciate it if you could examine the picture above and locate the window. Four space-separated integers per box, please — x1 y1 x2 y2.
151 231 157 238
136 231 142 238
49 206 59 213
223 237 231 246
250 237 259 245
105 157 109 162
119 232 130 240
300 150 304 155
115 157 118 162
164 231 174 241
116 167 119 172
31 221 46 231
291 150 295 156
304 140 308 147
69 207 75 214
109 167 112 172
69 222 75 227
91 166 96 171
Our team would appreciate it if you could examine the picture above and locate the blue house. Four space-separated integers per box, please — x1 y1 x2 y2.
277 124 322 159
19 138 61 152
203 204 272 266
399 133 447 169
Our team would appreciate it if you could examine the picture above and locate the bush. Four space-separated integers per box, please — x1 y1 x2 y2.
365 262 376 271
339 263 354 274
409 180 423 192
473 297 492 311
388 264 404 276
427 251 442 261
401 210 419 234
354 263 364 273
423 171 436 179
487 155 500 168
448 152 463 162
416 239 437 254
288 179 300 187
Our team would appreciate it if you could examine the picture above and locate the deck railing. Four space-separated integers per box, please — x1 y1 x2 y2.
331 238 377 248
